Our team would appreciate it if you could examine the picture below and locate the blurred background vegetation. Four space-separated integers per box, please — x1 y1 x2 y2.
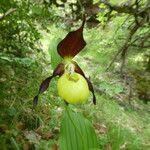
0 0 150 149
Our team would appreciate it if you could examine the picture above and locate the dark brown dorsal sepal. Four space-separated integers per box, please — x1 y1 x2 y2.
57 16 86 58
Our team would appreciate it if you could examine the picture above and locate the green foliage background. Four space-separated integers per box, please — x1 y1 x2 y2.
0 0 150 150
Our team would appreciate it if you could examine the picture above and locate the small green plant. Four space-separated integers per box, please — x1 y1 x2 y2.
34 16 99 150
107 125 142 150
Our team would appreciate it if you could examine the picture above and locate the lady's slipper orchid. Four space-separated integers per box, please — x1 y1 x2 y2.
33 17 96 107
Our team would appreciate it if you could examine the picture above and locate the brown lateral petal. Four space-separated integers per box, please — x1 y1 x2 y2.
85 77 96 105
57 17 86 58
39 76 53 94
33 63 64 108
74 62 85 76
74 63 96 105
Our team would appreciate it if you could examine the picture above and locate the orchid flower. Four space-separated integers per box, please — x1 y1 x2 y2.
33 17 96 108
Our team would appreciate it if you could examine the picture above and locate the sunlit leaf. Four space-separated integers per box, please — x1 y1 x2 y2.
59 106 99 150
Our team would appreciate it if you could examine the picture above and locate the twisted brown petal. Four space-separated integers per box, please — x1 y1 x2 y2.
57 16 86 58
33 63 64 108
74 62 96 105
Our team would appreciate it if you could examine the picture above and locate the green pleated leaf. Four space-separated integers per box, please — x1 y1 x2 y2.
48 38 62 69
59 106 99 150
